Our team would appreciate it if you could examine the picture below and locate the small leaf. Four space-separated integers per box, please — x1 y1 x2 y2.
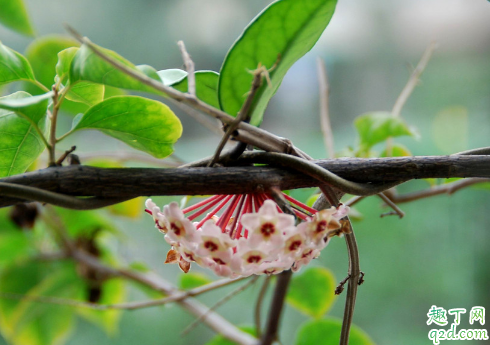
380 143 412 157
25 36 79 92
179 272 212 290
295 318 375 345
157 69 188 85
286 267 336 318
0 0 34 36
218 0 337 126
56 47 79 83
69 44 161 94
72 96 182 158
172 71 220 109
0 91 52 124
0 42 35 85
76 278 127 336
0 93 46 177
355 112 417 152
65 82 105 106
205 326 256 345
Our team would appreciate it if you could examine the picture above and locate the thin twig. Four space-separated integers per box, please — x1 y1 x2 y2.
56 146 77 166
344 195 364 207
48 85 61 166
181 276 259 336
208 66 264 167
377 192 405 218
386 178 490 204
317 57 335 159
254 276 271 339
392 42 437 117
177 40 196 96
259 270 292 345
0 276 247 311
0 182 130 209
340 220 360 345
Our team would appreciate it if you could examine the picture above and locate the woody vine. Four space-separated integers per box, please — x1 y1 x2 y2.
0 1 488 345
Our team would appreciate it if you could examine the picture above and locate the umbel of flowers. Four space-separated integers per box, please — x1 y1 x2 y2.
145 193 349 278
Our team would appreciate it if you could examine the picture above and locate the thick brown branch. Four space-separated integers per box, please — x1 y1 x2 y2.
0 155 489 208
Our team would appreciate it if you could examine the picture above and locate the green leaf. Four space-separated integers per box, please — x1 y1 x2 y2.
69 44 161 94
205 326 256 345
287 267 336 318
0 91 52 124
71 96 182 158
218 0 337 126
25 36 79 92
65 82 105 106
295 318 375 345
354 112 417 152
0 0 34 36
0 42 35 85
179 272 212 290
76 278 127 336
172 71 220 109
0 93 46 178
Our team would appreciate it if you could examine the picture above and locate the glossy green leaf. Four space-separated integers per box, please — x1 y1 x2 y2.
56 47 79 83
287 267 336 318
55 47 105 109
179 272 212 290
0 93 46 177
0 0 34 36
380 143 412 157
355 112 417 152
205 326 256 345
69 44 161 94
0 91 52 123
0 42 35 85
65 82 105 106
71 96 182 158
295 318 375 345
76 278 127 336
218 0 337 126
25 36 78 92
172 70 220 109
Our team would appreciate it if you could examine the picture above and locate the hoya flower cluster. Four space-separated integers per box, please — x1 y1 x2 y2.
145 193 349 278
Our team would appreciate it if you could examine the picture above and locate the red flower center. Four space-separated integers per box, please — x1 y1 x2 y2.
247 255 262 263
315 220 327 233
205 241 219 252
260 222 276 237
289 240 302 251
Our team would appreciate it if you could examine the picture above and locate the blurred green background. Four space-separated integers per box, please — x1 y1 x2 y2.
1 0 489 344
